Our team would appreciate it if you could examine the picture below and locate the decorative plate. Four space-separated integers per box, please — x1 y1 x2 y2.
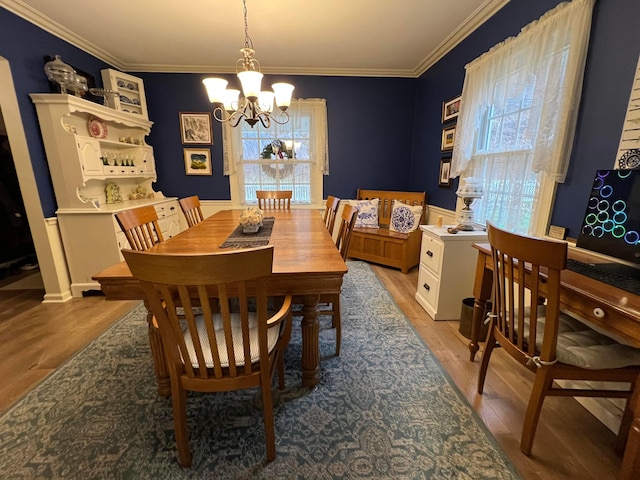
618 149 640 170
88 117 107 139
120 95 131 104
117 80 125 88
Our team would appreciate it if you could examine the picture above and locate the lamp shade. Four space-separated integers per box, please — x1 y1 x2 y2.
237 70 263 101
258 91 275 113
272 83 294 110
456 177 484 199
202 78 229 104
222 89 241 112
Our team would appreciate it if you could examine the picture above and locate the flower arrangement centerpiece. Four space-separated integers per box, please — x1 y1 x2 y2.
239 206 264 234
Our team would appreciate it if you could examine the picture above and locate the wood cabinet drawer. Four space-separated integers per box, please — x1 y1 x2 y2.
420 233 444 274
417 266 440 313
154 200 179 219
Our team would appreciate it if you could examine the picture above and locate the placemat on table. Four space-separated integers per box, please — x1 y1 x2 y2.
220 217 275 248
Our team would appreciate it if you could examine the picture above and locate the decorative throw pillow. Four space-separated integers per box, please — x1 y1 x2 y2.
389 200 423 234
350 198 379 228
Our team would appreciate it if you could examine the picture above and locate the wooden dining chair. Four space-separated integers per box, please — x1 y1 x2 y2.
323 204 358 355
256 190 292 210
122 246 293 467
115 205 164 251
179 195 204 228
478 222 640 456
322 195 341 235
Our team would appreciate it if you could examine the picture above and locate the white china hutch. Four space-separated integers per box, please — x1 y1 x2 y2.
31 93 183 297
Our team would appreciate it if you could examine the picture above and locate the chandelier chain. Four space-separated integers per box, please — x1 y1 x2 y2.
242 0 253 50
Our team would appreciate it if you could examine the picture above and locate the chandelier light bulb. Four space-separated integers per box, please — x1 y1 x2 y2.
272 83 295 111
202 78 228 104
201 0 295 128
258 91 275 113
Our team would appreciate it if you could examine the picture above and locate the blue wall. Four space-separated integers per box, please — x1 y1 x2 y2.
410 0 640 237
0 8 112 217
2 0 640 239
139 73 417 201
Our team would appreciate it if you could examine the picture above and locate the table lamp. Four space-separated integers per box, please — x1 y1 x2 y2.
455 177 484 231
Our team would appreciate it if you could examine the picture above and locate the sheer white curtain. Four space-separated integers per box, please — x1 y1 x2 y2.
451 0 595 235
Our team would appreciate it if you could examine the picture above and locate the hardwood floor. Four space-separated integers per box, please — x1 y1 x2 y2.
371 264 622 480
0 267 622 478
0 277 138 415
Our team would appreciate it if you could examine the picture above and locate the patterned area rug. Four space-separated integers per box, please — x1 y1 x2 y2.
0 261 520 479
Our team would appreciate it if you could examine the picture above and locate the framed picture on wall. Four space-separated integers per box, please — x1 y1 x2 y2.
183 148 212 175
442 95 461 122
179 112 213 145
441 125 456 151
439 158 452 188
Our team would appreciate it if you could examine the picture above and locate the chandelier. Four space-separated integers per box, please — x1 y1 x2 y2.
202 0 294 128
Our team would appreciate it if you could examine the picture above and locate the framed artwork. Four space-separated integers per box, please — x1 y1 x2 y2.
441 125 456 151
442 95 461 122
183 148 212 175
439 158 452 188
179 112 213 145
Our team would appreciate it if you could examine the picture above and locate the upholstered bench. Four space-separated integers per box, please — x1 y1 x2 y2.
347 189 427 273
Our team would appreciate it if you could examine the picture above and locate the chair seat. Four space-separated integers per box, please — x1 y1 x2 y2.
183 313 280 368
527 306 640 369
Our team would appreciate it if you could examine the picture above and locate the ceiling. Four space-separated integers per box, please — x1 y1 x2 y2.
1 0 509 77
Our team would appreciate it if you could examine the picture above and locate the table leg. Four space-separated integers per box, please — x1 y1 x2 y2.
621 382 640 479
144 303 170 397
300 294 321 388
469 252 493 362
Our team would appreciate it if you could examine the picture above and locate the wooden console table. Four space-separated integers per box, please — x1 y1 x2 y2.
468 243 640 479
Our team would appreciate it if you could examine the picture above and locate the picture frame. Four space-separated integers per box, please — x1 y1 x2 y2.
183 148 212 175
442 95 461 122
179 112 213 145
439 158 452 188
441 125 456 151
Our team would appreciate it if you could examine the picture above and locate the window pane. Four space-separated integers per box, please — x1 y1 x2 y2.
238 104 316 205
243 139 260 159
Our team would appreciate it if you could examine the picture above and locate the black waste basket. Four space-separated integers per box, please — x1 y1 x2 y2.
458 297 491 340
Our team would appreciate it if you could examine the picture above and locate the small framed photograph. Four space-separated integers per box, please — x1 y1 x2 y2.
179 112 213 145
439 158 452 188
183 148 212 175
442 95 461 122
441 125 456 151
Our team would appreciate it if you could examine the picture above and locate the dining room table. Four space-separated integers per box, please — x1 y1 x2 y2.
92 208 348 396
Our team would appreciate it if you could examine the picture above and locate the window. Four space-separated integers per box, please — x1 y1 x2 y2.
223 99 328 208
451 0 594 235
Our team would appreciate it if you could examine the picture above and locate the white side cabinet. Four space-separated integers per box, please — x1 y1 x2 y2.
415 225 487 320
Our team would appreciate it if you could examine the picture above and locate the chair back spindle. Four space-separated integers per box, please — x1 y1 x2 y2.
115 205 164 251
322 195 341 234
256 190 292 210
179 195 205 228
335 204 358 260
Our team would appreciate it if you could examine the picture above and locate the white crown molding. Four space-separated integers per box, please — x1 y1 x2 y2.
1 0 509 78
0 0 125 69
122 63 418 78
414 0 510 77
